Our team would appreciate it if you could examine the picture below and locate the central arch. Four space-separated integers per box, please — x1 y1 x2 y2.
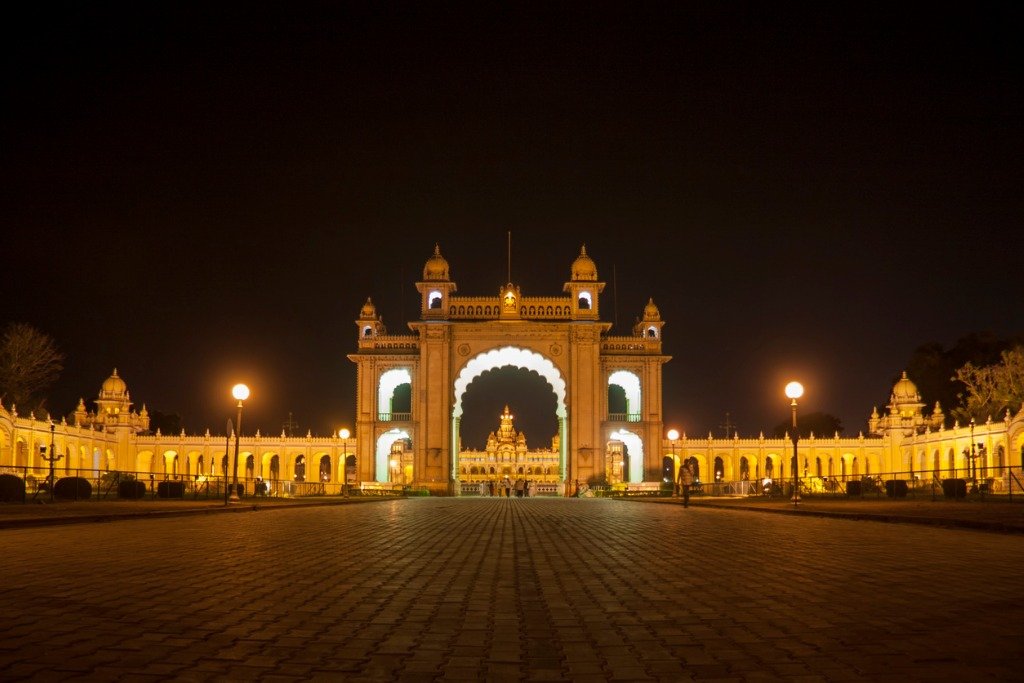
452 346 568 489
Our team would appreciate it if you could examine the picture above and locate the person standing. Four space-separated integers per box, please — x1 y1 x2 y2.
678 461 694 508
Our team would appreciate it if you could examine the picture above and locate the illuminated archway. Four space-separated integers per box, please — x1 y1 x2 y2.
610 429 644 483
608 370 641 420
378 368 412 419
452 346 567 484
375 428 410 483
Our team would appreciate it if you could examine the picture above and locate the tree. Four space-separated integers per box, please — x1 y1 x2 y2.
897 332 1024 423
771 411 843 439
147 409 182 435
0 322 65 414
953 346 1024 423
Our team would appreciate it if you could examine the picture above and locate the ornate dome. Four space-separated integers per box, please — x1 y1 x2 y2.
643 297 661 321
570 245 597 281
360 297 377 318
891 371 921 404
423 244 450 281
100 369 127 397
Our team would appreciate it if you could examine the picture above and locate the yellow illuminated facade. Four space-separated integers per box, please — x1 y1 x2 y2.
1 246 1022 496
458 405 561 485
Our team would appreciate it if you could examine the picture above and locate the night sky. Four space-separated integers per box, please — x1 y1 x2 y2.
3 3 1021 448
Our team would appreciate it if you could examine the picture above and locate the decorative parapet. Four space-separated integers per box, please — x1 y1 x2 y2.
601 336 661 353
445 295 576 320
362 335 420 352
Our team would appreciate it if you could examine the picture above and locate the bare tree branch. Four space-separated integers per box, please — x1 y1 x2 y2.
0 322 65 411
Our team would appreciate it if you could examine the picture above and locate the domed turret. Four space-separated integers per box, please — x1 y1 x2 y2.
360 297 377 319
643 297 661 321
570 245 597 281
423 244 450 281
100 369 127 399
890 371 921 405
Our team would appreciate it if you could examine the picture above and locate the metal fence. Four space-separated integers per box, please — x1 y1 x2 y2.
0 465 407 503
4 464 1021 503
587 465 1024 502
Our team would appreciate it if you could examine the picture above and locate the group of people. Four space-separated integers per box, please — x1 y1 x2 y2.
479 478 535 497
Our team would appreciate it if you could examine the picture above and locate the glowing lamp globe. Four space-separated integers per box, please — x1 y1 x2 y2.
784 381 804 400
667 429 680 441
339 428 350 439
232 383 250 401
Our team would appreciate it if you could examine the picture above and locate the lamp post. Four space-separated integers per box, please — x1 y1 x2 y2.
339 428 351 497
39 421 62 503
229 383 249 503
785 381 804 506
969 417 977 491
223 418 232 505
667 429 680 496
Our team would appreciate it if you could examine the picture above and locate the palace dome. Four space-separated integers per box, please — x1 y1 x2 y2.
101 369 127 396
423 244 450 281
890 371 921 404
570 245 597 281
643 297 661 320
360 297 377 318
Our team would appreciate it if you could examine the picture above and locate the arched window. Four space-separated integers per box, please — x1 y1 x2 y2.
429 290 442 309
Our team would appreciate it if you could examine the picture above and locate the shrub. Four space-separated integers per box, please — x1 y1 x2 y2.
157 480 185 498
54 477 93 500
846 480 862 496
0 474 25 502
885 479 909 498
942 478 967 499
118 480 148 499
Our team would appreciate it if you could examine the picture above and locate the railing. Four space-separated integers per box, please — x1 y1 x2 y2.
0 465 404 503
459 480 561 496
606 413 642 423
377 412 411 422
742 465 1024 502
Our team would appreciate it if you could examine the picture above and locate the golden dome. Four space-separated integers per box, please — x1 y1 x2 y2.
101 369 127 396
643 297 661 321
570 245 597 281
360 297 377 318
891 371 921 404
423 244 450 281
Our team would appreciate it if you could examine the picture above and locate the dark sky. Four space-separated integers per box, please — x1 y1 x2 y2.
2 3 1021 448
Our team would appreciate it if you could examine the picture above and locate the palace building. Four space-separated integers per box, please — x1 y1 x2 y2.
457 405 561 486
1 245 1022 496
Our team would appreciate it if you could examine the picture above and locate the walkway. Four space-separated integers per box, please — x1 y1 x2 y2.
1 497 1021 681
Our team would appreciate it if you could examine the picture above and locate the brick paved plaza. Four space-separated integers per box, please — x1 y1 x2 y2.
1 498 1022 681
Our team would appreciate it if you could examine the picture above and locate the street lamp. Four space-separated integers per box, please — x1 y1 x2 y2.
969 417 977 491
785 381 804 506
667 428 680 495
229 383 249 503
39 421 63 503
339 428 351 497
223 418 232 505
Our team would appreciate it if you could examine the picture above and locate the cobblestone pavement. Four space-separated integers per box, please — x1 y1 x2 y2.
1 498 1022 682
